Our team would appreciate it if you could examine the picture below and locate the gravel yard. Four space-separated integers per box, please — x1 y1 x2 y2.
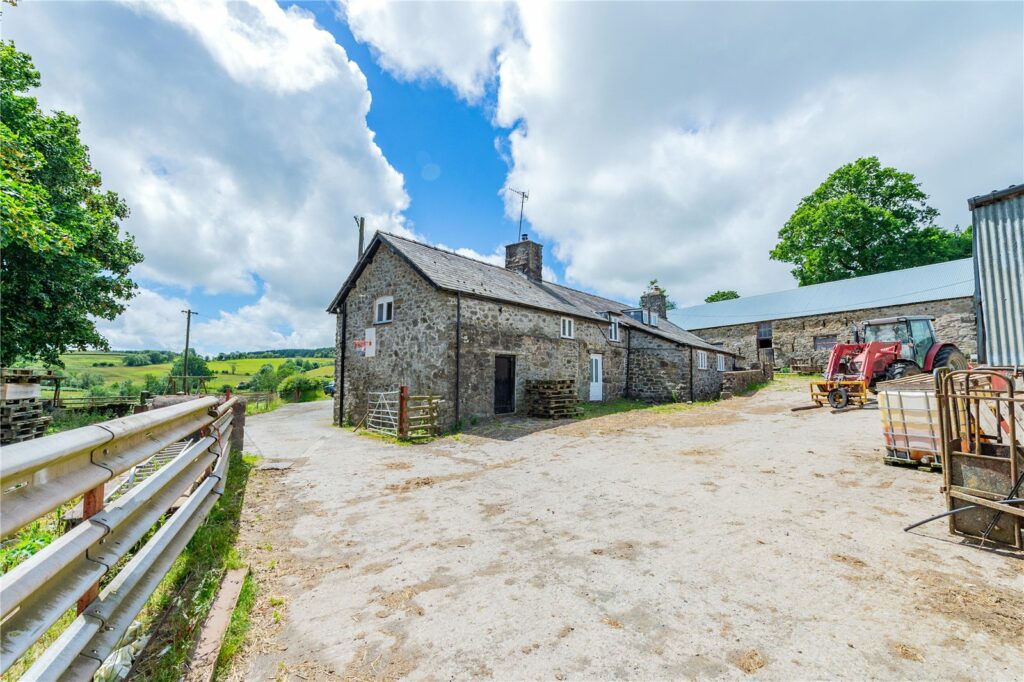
231 379 1022 680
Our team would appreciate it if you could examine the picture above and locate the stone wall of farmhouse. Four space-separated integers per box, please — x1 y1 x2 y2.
457 297 628 421
691 297 976 369
335 246 456 425
628 333 734 402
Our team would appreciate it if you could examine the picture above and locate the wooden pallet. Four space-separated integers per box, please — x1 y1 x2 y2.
525 379 580 419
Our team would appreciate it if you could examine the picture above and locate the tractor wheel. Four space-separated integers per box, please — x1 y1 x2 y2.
827 388 849 409
886 362 921 382
932 345 969 371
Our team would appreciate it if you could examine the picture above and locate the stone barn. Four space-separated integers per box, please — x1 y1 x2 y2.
327 232 737 428
672 258 977 370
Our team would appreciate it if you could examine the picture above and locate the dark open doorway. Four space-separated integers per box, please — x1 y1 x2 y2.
494 355 516 414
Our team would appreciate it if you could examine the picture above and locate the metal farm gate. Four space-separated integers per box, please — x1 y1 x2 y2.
366 390 400 436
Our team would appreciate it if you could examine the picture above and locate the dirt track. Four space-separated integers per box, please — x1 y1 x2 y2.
230 380 1023 680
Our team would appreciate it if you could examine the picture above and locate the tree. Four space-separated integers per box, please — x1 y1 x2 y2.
770 157 971 286
170 350 212 378
705 290 740 303
1 41 143 366
643 279 677 311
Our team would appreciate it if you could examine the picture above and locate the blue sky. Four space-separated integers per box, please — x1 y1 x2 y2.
6 1 1021 354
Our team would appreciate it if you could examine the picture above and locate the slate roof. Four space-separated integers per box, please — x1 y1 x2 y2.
328 232 729 354
671 258 975 331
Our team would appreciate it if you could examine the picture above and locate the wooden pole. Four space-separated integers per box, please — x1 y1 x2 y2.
77 483 104 614
399 385 409 439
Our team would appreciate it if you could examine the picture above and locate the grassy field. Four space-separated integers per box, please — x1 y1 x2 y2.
52 352 333 391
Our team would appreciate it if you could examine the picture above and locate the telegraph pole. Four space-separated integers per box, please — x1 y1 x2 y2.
508 188 529 240
181 309 199 394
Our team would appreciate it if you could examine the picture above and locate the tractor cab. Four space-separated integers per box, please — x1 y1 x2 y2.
862 316 937 368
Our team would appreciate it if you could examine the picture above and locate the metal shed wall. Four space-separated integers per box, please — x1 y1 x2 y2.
971 188 1024 366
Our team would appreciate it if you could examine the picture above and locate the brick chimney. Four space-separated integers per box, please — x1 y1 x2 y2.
505 234 543 281
641 285 668 317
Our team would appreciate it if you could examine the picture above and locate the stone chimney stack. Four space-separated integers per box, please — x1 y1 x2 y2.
641 285 668 317
505 234 543 281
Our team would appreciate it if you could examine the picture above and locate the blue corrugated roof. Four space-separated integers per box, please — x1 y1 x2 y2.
672 258 975 330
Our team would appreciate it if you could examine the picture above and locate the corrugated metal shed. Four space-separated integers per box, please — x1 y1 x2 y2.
970 184 1024 366
672 258 975 330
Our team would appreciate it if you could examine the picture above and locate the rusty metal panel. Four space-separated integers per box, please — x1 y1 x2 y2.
971 186 1024 366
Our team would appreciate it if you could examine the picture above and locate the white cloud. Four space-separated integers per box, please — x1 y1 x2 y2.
340 0 516 101
340 2 1024 309
6 0 413 351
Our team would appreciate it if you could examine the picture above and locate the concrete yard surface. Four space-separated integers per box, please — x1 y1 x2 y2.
230 381 1023 680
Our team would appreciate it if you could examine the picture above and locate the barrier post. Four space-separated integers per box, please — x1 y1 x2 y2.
399 386 409 439
76 483 104 614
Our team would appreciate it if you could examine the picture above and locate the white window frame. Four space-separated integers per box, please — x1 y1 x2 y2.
609 317 620 342
716 354 726 372
696 350 708 370
650 311 659 327
560 317 575 339
374 296 394 324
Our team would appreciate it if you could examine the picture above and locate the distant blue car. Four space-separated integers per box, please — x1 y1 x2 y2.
324 381 335 396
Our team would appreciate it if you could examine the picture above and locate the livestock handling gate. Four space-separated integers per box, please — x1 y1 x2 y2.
0 395 242 679
365 386 441 439
936 367 1024 549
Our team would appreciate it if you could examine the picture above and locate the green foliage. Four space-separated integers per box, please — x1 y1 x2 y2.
170 349 213 378
128 451 255 681
705 290 740 303
771 157 971 286
214 573 258 677
279 374 323 402
0 41 143 366
215 348 334 360
643 279 677 310
249 363 279 391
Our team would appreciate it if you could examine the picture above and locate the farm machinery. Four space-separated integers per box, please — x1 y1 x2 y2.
810 316 968 409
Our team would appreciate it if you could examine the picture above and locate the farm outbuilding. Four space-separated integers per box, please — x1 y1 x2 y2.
327 233 737 429
672 259 977 371
970 183 1024 366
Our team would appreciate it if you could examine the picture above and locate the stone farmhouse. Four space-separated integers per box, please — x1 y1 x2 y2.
327 233 737 428
672 258 976 369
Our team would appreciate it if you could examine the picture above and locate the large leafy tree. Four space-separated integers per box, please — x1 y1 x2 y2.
705 290 740 303
1 41 143 366
770 157 971 286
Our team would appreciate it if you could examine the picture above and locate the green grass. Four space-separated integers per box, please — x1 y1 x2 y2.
47 408 119 434
213 572 258 678
577 397 716 420
52 352 333 391
127 451 257 681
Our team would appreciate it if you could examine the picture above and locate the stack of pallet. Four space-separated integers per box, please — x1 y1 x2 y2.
524 379 581 419
1 368 54 445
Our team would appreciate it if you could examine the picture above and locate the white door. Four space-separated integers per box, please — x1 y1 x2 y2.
589 354 603 401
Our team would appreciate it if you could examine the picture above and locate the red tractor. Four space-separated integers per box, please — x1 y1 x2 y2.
810 316 968 409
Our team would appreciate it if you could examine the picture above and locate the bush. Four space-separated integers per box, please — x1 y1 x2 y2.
278 375 322 402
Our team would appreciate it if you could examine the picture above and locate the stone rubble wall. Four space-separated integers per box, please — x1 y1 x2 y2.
721 369 769 398
457 296 627 422
335 245 456 426
628 334 734 402
690 297 976 369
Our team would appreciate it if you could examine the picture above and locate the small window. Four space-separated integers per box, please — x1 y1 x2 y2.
609 318 620 342
716 354 726 371
757 321 773 339
642 310 650 324
650 311 659 327
560 317 575 339
696 350 708 370
814 335 838 351
374 296 394 324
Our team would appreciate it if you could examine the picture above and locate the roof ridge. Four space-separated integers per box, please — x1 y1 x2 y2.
677 257 974 312
379 231 638 310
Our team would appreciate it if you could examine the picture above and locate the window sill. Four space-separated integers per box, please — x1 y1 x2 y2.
374 320 393 326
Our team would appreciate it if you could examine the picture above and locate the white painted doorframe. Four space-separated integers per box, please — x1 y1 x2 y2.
589 354 603 401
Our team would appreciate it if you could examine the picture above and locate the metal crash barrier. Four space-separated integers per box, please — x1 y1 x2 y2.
0 396 238 679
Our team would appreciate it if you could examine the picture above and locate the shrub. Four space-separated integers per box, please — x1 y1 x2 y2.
279 375 322 402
